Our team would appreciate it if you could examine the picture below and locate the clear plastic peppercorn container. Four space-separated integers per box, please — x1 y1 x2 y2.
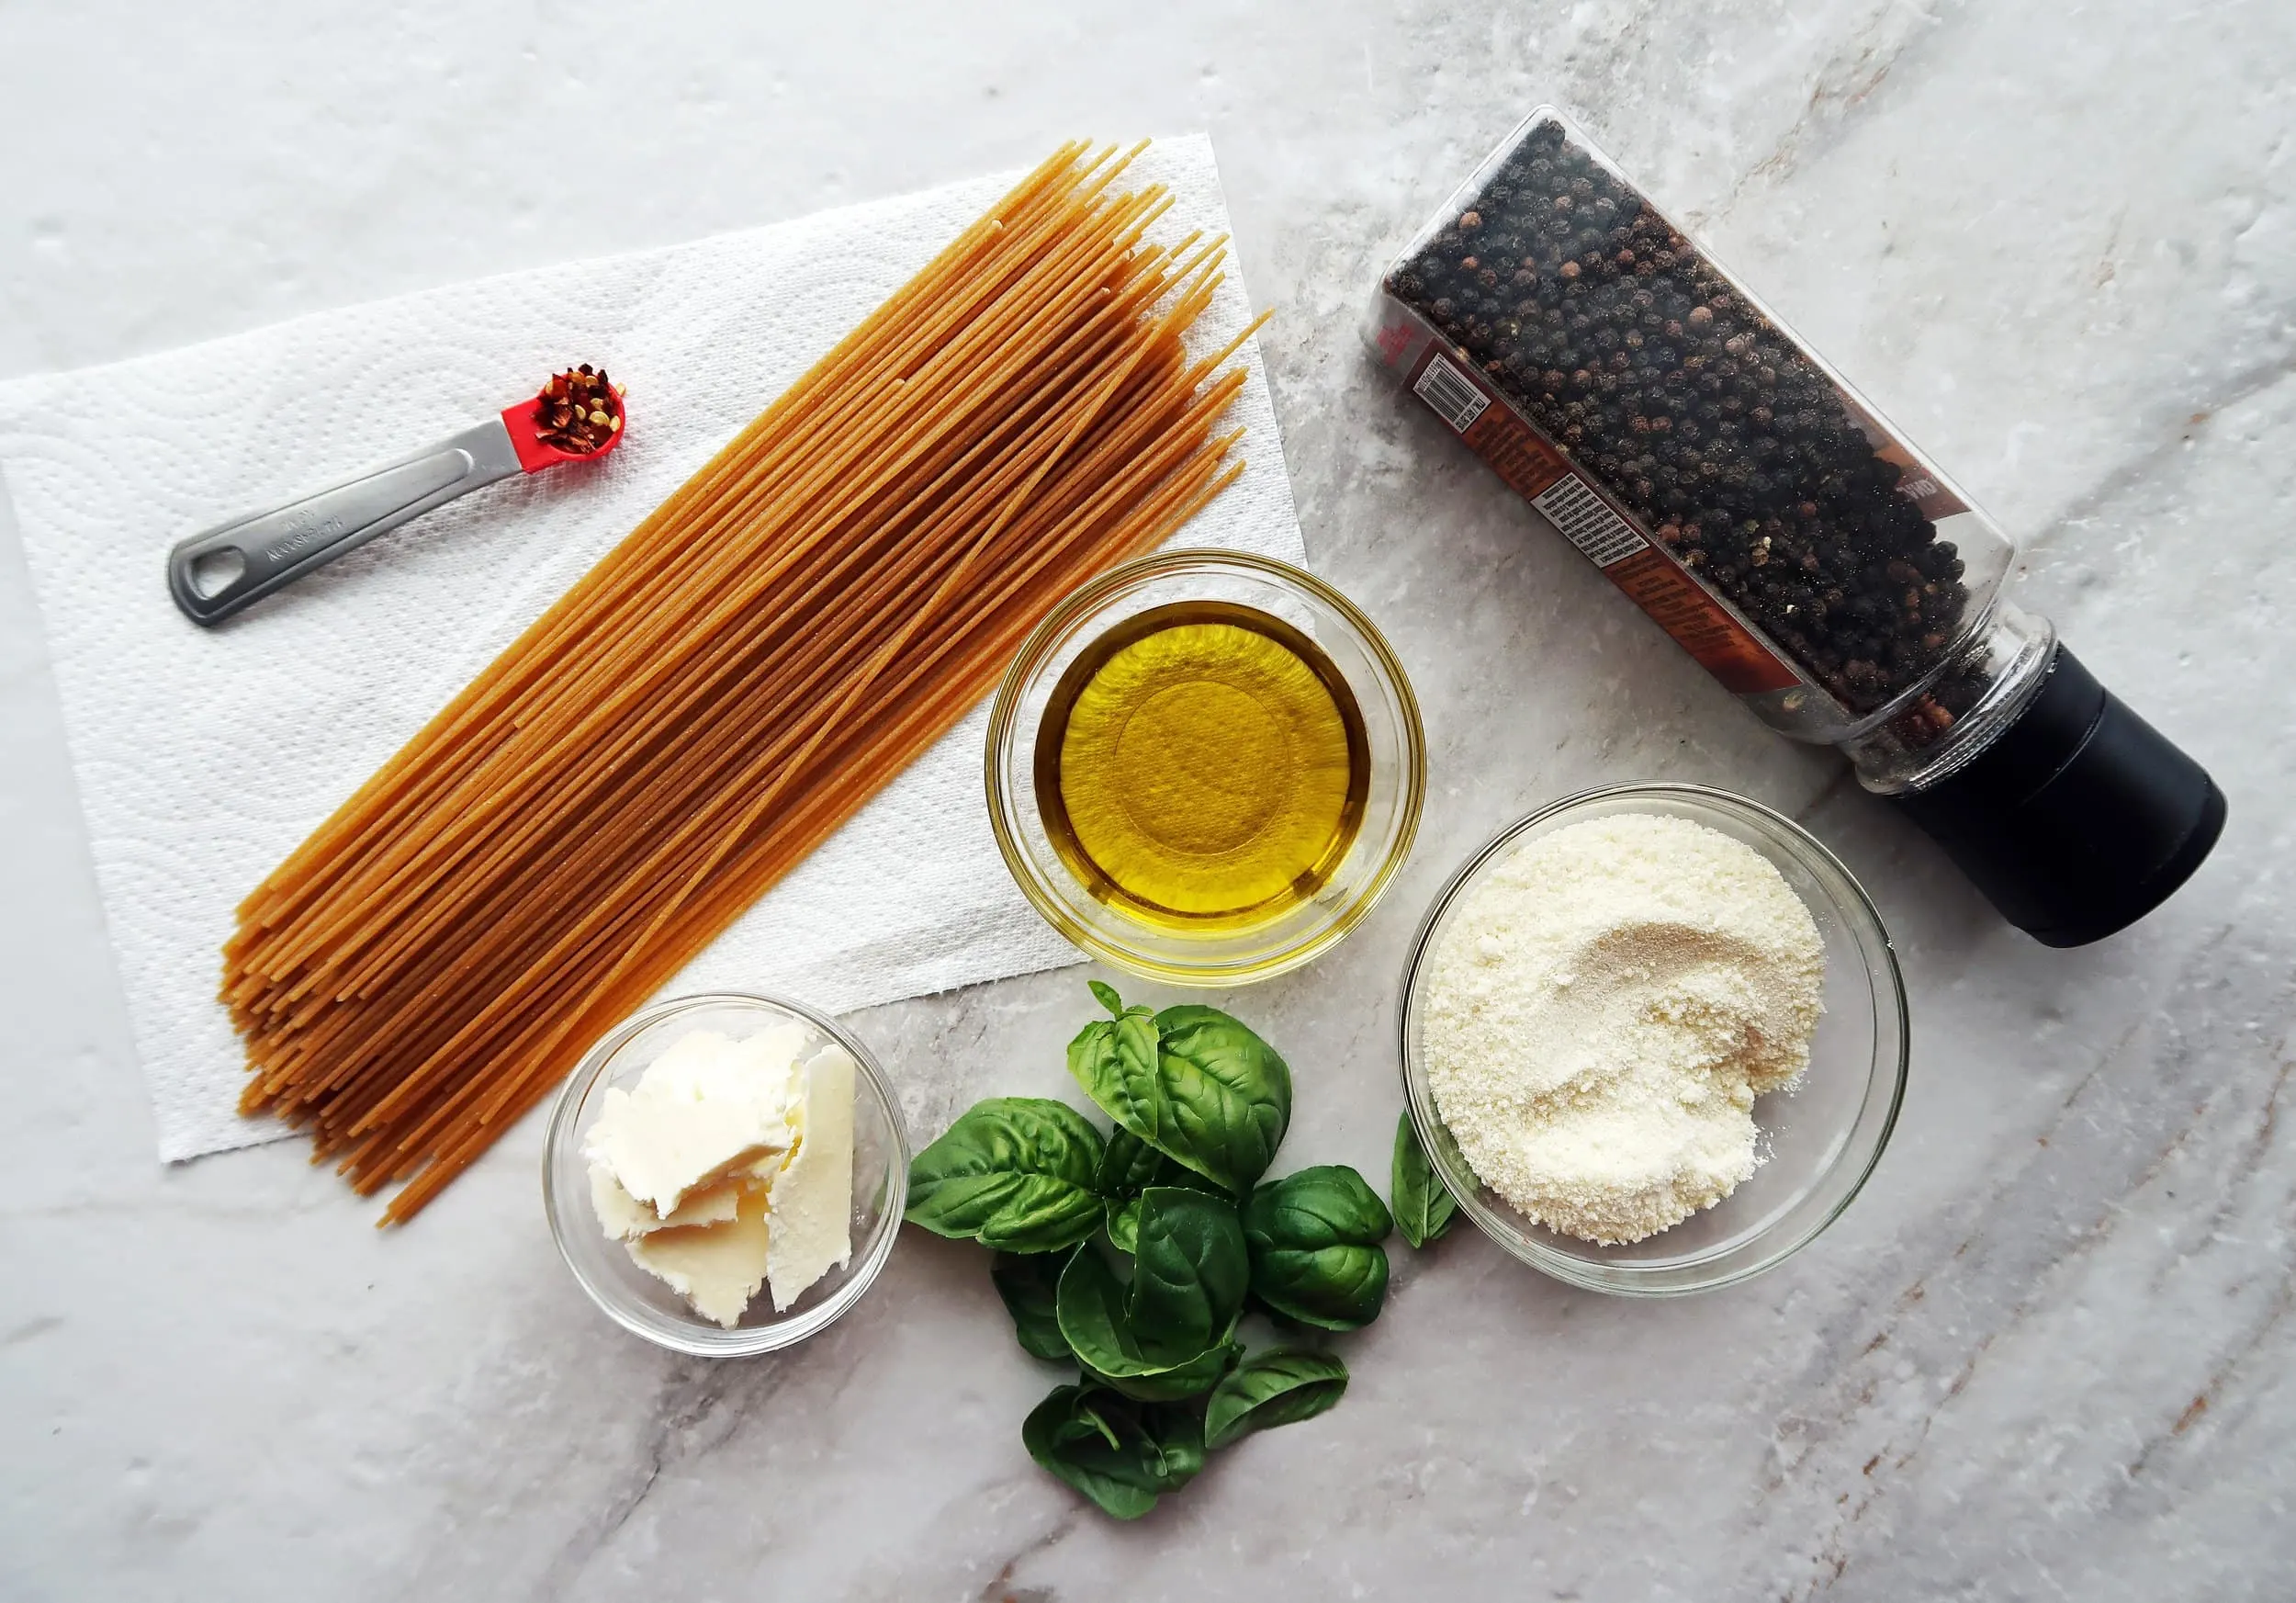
1368 107 2223 947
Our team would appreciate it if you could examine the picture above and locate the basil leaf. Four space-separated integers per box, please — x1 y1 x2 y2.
990 1251 1072 1361
1056 1243 1170 1378
1244 1166 1393 1331
1097 1123 1231 1199
1058 1189 1249 1377
904 1097 1106 1253
1147 1006 1291 1194
1086 1338 1240 1402
1067 991 1289 1197
1021 1384 1162 1519
1066 1002 1165 1152
1203 1349 1349 1450
1145 1400 1207 1489
1107 1152 1229 1251
1105 1194 1142 1255
1023 1383 1207 1519
1087 978 1127 1018
1096 1125 1162 1196
1127 1187 1250 1360
1390 1112 1458 1248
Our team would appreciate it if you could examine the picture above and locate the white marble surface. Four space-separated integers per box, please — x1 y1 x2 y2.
3 2 2291 1598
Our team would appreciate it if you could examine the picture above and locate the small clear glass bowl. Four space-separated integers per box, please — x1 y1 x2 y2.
1398 784 1908 1295
543 991 909 1355
985 548 1426 986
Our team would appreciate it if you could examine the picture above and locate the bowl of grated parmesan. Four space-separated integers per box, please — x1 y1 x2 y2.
1398 783 1908 1295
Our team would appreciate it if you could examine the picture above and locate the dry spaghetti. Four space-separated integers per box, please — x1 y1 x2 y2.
226 142 1264 1222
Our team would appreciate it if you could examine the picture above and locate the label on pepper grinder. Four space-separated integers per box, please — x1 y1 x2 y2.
1835 389 1970 523
1406 346 1800 696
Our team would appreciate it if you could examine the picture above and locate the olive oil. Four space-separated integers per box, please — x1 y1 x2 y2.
1033 600 1369 930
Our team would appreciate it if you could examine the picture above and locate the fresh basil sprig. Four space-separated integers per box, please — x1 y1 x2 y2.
1390 1111 1459 1248
1204 1349 1349 1450
1066 985 1290 1195
903 1097 1106 1253
910 984 1401 1522
1244 1165 1394 1330
1021 1383 1205 1520
1067 983 1165 1155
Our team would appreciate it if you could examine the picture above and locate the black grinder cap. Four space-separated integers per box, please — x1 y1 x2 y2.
1889 644 2226 947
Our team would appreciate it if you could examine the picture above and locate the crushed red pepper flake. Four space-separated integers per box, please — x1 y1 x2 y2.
534 364 623 455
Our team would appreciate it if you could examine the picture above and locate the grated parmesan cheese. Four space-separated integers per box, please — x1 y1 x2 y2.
1423 811 1825 1245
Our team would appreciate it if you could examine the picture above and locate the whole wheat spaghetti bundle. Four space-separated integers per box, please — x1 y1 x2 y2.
226 141 1266 1222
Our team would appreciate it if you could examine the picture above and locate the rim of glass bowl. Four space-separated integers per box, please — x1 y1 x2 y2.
984 547 1426 987
1396 783 1909 1296
543 990 910 1356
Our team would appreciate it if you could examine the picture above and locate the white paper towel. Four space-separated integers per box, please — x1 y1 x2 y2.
0 136 1305 1163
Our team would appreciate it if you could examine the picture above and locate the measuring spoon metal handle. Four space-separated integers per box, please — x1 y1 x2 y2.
165 418 523 627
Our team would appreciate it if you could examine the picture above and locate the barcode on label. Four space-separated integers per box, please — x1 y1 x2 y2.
1531 474 1649 569
1412 355 1490 433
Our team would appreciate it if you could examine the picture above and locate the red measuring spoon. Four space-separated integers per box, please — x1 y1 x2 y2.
165 367 627 627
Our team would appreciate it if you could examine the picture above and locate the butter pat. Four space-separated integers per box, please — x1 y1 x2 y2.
589 1168 746 1240
584 1017 859 1329
766 1047 857 1312
628 1188 774 1328
582 1025 805 1217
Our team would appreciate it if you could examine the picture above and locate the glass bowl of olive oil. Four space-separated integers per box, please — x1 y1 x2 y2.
986 548 1425 985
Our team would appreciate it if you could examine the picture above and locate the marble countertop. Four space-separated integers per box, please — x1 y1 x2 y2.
4 2 2291 1598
